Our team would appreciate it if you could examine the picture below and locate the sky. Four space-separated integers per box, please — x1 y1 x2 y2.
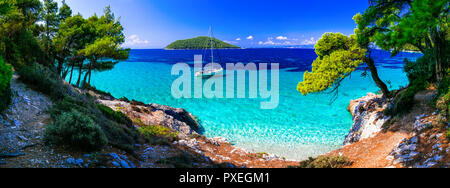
56 0 370 49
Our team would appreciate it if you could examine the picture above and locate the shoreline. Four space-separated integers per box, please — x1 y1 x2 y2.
91 88 301 167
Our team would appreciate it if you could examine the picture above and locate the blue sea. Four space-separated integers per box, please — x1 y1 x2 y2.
66 48 422 160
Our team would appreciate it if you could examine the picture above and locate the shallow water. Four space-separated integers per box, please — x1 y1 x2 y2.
66 49 422 160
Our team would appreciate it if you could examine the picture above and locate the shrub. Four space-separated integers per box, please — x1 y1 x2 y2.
16 63 69 100
0 57 12 112
436 90 449 127
0 86 11 113
138 125 179 143
436 91 449 112
97 104 132 126
84 84 114 98
44 109 108 151
387 51 436 116
386 84 423 116
437 69 449 95
290 156 352 168
49 96 142 152
49 96 93 119
404 52 436 86
0 57 12 93
157 151 203 168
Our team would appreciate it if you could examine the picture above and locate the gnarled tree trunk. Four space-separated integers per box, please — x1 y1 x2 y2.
365 57 390 97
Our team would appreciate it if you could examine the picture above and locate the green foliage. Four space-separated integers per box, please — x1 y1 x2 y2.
438 68 450 95
388 49 442 116
44 109 108 151
386 85 423 116
1 1 140 152
297 33 366 95
97 104 132 126
0 57 12 94
0 56 13 112
436 90 449 127
16 63 70 100
0 0 46 67
138 125 179 143
49 96 143 152
290 156 352 168
84 84 115 99
0 86 11 113
0 1 12 15
356 0 448 88
58 0 72 22
375 0 448 54
166 36 240 49
40 0 59 52
70 6 130 87
404 50 436 86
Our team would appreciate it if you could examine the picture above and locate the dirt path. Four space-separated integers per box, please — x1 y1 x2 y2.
327 131 411 168
327 89 439 168
0 74 59 167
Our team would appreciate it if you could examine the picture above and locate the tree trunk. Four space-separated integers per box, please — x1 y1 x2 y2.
56 56 64 76
83 61 92 88
68 60 75 84
88 58 96 85
366 57 390 97
82 66 90 88
88 70 92 85
76 63 83 87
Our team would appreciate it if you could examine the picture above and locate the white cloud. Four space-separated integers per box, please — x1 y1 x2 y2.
300 37 317 45
224 40 238 44
259 37 276 45
276 36 288 40
246 36 254 40
123 35 150 47
236 38 241 41
257 36 316 46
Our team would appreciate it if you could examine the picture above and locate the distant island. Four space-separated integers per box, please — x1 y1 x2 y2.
165 36 240 49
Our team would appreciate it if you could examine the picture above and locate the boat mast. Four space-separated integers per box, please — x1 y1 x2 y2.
209 26 214 64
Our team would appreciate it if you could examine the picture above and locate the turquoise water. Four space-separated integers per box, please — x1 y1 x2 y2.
67 49 421 160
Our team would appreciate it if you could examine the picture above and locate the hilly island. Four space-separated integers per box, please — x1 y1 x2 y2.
165 36 240 49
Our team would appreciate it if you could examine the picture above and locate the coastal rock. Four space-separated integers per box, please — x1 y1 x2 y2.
107 153 136 168
66 158 84 166
344 93 390 145
97 99 200 138
389 114 449 168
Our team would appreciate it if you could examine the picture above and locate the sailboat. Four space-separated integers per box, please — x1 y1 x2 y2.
195 26 223 78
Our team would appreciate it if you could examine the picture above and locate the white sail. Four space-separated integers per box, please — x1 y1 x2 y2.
195 26 223 78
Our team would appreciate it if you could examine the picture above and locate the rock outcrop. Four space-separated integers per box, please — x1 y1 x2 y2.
97 99 200 139
333 91 449 168
344 93 391 145
389 113 449 168
93 91 298 168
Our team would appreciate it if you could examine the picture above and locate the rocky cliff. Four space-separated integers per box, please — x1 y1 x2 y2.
344 93 391 145
94 91 299 168
330 91 449 168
